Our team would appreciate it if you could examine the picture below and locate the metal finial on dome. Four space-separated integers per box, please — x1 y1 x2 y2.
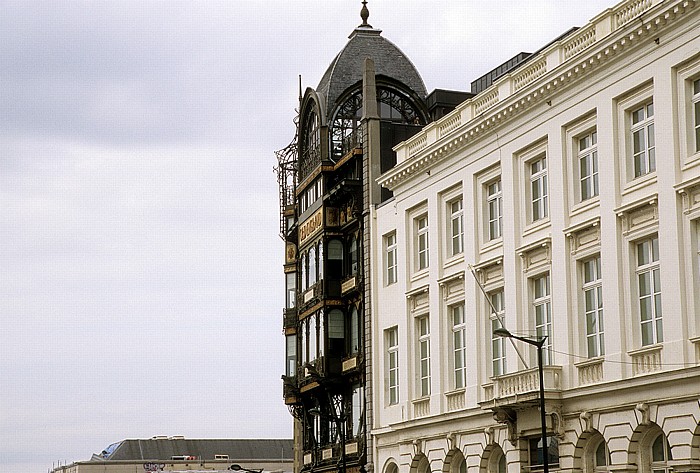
360 0 371 27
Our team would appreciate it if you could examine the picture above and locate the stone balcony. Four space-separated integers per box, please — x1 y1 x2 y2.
480 366 563 410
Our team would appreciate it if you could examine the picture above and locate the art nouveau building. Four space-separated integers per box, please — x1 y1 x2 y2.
370 2 700 473
276 5 456 473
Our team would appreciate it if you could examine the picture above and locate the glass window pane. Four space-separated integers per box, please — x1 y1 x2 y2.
642 322 653 346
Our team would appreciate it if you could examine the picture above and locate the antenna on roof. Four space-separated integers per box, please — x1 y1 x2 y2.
360 1 371 28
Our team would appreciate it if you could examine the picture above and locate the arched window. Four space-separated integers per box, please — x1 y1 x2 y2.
317 310 325 358
385 463 399 473
308 315 317 362
349 235 358 276
486 445 506 473
416 456 430 473
594 439 610 472
300 251 307 291
300 319 307 365
650 432 672 473
349 306 360 354
300 108 321 181
318 241 324 280
308 246 317 287
330 86 423 161
451 452 467 473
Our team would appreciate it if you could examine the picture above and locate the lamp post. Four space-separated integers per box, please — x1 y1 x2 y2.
308 405 346 473
230 464 263 473
493 328 549 473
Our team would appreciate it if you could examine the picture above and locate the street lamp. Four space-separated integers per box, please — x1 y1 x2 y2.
230 464 263 473
308 405 347 473
493 327 549 473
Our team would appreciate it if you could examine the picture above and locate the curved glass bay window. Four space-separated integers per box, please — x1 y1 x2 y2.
330 86 423 161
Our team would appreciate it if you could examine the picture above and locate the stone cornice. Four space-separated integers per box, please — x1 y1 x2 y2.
379 0 698 191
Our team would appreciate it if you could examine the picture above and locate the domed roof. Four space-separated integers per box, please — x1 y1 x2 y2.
316 24 427 121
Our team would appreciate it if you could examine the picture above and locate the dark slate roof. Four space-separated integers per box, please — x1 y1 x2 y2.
316 25 427 121
100 438 293 462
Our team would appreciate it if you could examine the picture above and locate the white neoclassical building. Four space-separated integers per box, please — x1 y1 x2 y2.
369 2 700 473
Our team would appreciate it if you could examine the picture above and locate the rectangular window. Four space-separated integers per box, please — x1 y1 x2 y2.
487 179 503 240
582 256 604 358
308 314 317 362
533 273 553 365
286 272 296 309
489 290 506 376
385 232 397 285
631 101 655 178
417 215 429 270
451 304 467 389
530 156 548 221
694 78 700 152
417 315 431 397
387 327 399 405
579 131 599 201
637 236 662 346
529 437 560 470
449 199 464 256
286 334 297 377
351 384 363 437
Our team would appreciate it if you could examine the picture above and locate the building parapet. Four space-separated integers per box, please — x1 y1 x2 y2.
382 0 679 191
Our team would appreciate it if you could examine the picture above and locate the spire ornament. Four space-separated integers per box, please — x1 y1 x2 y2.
360 0 371 28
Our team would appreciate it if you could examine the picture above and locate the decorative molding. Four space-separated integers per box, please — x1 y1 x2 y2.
565 218 601 257
517 236 552 274
580 411 594 433
635 402 651 425
380 0 695 191
616 195 658 237
438 272 465 302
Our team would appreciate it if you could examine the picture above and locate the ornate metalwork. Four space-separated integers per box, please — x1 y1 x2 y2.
330 87 423 161
274 114 298 239
300 109 321 181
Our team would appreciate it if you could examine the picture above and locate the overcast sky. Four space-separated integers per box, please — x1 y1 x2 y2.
0 1 616 472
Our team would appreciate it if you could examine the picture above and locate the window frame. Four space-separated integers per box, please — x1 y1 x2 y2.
386 327 399 405
617 83 656 189
416 315 431 397
630 100 656 179
582 255 605 358
416 214 430 271
693 77 700 153
448 197 464 257
530 155 549 223
532 272 553 365
578 130 599 202
675 60 700 167
487 179 503 241
385 232 398 286
528 436 560 471
451 303 467 389
489 289 507 377
636 235 662 346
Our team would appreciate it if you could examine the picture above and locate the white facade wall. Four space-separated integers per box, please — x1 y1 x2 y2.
370 2 700 473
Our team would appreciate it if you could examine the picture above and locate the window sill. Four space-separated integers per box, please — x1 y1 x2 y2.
628 344 663 376
410 268 429 283
523 218 551 238
622 172 657 196
570 196 600 217
443 253 464 270
480 237 503 255
682 151 700 170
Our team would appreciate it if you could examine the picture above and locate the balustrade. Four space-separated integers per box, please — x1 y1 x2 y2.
395 0 665 165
